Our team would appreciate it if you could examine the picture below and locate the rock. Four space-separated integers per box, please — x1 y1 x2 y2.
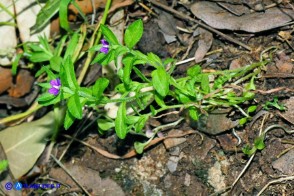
190 109 239 135
272 149 294 175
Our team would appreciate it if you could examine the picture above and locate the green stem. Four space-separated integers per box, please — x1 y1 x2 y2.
0 102 42 125
77 0 112 85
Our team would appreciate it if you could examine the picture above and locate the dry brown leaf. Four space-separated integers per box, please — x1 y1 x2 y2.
0 67 13 94
194 27 213 63
8 70 34 98
49 164 125 195
68 0 134 21
191 1 294 33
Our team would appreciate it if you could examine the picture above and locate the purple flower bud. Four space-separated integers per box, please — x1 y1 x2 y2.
100 39 109 54
48 78 61 96
146 129 154 138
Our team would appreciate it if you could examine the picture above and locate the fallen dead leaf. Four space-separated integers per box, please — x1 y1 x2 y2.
68 0 134 21
49 164 125 195
194 27 213 63
8 69 34 98
279 97 294 124
0 67 13 94
191 1 294 33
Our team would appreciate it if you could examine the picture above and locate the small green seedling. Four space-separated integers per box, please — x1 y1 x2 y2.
242 134 265 156
263 97 286 111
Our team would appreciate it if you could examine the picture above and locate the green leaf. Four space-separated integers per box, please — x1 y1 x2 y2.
37 93 61 106
201 75 210 93
134 141 148 154
152 67 169 97
133 66 151 83
135 115 149 133
254 136 265 150
67 93 83 119
28 51 52 62
150 105 157 116
114 46 129 57
50 56 62 72
187 65 201 77
126 115 140 125
124 19 143 48
61 56 78 90
30 0 60 34
78 87 94 100
264 97 286 111
11 53 22 75
0 160 8 173
122 56 134 89
38 82 52 89
39 36 52 52
115 102 128 139
0 110 61 178
154 93 166 108
245 76 256 90
59 0 72 31
91 50 115 65
97 119 115 131
247 105 257 113
239 117 248 125
189 107 199 121
64 33 80 60
147 52 162 68
54 35 68 56
101 25 119 44
242 145 256 156
64 109 75 130
92 78 109 99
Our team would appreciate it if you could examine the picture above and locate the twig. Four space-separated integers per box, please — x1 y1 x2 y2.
257 175 294 196
58 111 97 161
0 102 43 125
50 155 91 196
149 0 252 51
229 115 267 192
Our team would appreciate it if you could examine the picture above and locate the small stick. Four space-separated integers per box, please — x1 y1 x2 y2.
50 155 91 196
149 0 252 51
257 175 294 196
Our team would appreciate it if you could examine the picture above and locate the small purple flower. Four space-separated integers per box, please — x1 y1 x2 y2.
100 39 109 54
146 129 154 138
48 78 61 96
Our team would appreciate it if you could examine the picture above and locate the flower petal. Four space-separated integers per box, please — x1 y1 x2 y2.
101 39 109 46
48 87 59 96
50 78 61 86
100 47 109 54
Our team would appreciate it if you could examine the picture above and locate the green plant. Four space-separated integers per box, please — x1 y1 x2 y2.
0 160 8 173
263 97 286 111
242 124 294 156
26 19 268 153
